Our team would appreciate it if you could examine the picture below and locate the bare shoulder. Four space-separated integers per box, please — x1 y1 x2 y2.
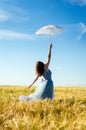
44 63 49 71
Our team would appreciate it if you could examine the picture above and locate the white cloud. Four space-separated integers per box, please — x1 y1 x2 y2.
8 6 30 22
0 10 9 22
64 0 86 6
0 7 29 22
0 29 34 40
77 22 86 40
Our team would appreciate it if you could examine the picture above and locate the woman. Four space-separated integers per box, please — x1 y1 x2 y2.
19 43 54 101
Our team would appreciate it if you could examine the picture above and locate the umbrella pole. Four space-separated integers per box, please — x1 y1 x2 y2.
50 34 52 43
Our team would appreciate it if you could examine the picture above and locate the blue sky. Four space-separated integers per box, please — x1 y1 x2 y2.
0 0 86 86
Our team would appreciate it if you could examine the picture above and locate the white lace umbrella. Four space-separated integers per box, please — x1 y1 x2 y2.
35 24 64 42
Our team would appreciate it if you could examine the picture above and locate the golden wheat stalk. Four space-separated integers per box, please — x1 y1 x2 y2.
13 118 19 129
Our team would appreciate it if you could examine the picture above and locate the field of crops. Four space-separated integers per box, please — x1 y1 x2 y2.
0 86 86 130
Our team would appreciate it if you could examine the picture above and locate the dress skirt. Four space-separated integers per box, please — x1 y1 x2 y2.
19 80 54 101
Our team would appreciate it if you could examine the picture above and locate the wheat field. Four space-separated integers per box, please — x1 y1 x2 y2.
0 86 86 130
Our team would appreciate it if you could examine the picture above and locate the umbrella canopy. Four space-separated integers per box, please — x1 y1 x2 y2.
35 24 64 42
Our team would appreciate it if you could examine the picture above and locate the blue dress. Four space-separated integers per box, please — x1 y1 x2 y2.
19 69 54 101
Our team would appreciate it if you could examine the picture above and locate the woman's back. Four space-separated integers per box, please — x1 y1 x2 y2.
43 69 52 81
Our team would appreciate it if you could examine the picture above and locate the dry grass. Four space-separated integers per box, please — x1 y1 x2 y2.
0 86 86 130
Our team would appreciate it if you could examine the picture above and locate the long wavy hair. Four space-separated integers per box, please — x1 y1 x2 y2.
36 61 45 76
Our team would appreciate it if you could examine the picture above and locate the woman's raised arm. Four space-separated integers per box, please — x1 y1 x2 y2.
45 43 52 71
